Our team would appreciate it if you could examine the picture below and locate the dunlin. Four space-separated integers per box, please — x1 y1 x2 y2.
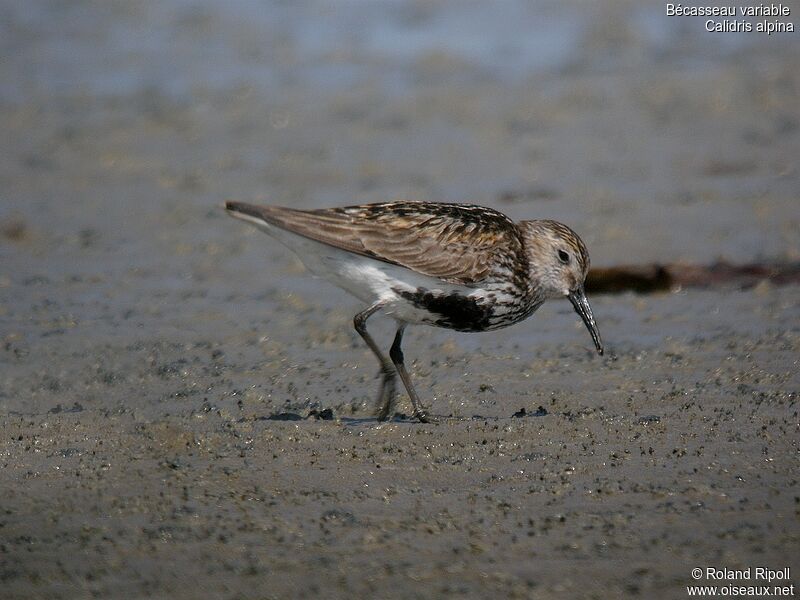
225 201 603 423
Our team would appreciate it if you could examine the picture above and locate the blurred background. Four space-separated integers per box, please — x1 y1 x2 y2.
3 0 798 267
3 0 798 371
2 2 799 598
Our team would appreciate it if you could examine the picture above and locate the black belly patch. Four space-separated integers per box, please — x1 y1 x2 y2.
394 287 494 332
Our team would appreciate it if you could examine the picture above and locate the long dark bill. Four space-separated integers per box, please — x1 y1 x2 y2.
568 287 604 355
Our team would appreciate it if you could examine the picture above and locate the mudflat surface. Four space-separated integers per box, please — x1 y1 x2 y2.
1 2 798 598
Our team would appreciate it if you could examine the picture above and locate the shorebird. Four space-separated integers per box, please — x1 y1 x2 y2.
225 201 603 423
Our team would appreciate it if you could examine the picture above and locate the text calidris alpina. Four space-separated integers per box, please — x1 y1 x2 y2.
225 201 603 423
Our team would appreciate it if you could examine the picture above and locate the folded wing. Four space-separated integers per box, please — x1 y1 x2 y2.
225 201 524 285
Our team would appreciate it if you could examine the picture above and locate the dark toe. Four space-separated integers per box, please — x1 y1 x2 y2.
415 411 438 424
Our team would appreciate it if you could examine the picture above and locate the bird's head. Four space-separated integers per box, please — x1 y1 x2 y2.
520 220 603 355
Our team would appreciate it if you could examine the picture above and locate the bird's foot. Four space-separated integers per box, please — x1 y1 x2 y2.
374 369 396 421
376 405 392 422
413 410 438 424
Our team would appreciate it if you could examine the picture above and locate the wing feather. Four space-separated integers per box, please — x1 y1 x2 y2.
225 201 523 285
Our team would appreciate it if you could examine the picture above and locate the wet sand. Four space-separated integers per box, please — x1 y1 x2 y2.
1 1 799 598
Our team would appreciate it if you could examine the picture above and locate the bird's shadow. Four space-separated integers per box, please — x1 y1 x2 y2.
256 409 546 426
338 413 508 426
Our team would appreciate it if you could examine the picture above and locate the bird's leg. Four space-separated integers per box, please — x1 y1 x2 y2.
354 303 396 421
389 324 435 424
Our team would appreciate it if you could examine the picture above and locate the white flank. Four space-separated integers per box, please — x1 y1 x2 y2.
228 208 485 325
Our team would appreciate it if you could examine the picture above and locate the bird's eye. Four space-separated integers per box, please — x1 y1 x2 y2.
557 250 571 264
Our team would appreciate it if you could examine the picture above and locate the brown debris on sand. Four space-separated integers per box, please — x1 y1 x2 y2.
586 261 800 294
